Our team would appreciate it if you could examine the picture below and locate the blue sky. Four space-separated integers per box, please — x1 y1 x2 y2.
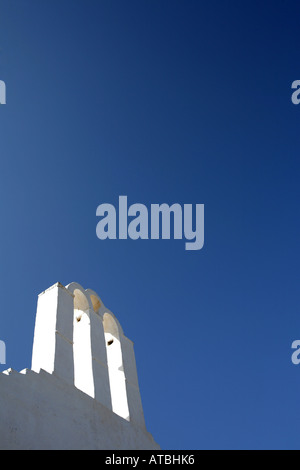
0 0 300 450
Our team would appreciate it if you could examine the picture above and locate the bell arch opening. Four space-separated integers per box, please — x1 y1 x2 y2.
90 294 101 313
103 313 130 421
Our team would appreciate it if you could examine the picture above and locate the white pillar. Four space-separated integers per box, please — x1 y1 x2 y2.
120 336 146 429
31 282 74 386
90 310 112 410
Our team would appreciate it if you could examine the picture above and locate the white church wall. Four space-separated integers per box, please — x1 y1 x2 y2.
0 368 159 450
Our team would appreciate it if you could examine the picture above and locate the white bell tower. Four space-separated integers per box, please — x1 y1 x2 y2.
31 282 146 429
0 282 159 449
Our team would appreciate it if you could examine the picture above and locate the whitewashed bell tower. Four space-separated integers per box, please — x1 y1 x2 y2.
0 282 159 450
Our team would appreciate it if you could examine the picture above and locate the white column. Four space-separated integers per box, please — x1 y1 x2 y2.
90 310 112 410
31 282 74 386
120 336 146 429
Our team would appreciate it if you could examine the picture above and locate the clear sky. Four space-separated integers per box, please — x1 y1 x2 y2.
0 0 300 450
